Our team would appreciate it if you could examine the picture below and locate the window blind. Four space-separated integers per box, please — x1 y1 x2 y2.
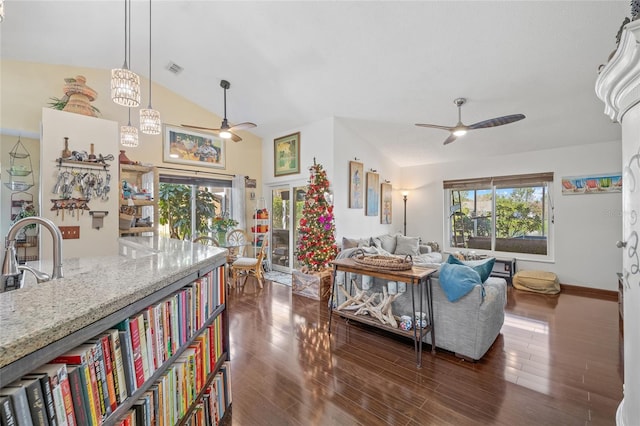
443 172 553 189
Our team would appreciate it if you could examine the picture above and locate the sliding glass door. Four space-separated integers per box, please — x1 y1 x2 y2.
270 184 306 272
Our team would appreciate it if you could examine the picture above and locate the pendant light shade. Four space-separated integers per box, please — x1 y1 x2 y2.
111 68 141 107
121 109 139 147
140 0 161 135
140 108 161 134
111 0 140 107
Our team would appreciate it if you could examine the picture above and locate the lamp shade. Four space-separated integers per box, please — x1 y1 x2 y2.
140 108 162 135
111 68 141 107
120 124 139 147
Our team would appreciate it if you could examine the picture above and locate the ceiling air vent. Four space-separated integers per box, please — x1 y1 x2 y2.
166 61 183 75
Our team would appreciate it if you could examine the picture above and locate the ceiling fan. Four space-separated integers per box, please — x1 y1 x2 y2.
182 79 256 142
415 98 525 145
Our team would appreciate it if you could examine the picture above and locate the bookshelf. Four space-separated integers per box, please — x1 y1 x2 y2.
119 164 159 236
0 237 230 425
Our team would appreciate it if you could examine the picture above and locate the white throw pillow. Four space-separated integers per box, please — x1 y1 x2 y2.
394 235 420 256
373 234 397 253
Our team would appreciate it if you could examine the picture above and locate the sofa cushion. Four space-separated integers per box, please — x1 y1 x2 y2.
373 234 397 253
342 237 370 249
394 235 420 256
439 263 482 302
447 255 496 283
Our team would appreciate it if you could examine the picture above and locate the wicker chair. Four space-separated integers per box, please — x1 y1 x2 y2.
192 236 220 246
231 237 268 288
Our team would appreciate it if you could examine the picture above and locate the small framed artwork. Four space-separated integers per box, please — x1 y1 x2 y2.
349 161 364 208
561 173 622 195
380 182 392 224
274 132 300 176
163 125 225 169
365 171 379 216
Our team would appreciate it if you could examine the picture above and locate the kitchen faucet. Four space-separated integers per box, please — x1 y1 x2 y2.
2 216 64 288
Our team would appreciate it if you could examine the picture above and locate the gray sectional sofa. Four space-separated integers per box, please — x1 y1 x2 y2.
334 233 507 360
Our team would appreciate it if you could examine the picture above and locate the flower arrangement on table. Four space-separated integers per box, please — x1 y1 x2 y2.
211 216 239 243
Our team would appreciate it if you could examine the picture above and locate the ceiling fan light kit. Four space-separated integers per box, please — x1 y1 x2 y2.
416 97 525 145
182 79 256 142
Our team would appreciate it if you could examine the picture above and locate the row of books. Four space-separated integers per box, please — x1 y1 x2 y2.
117 361 231 426
0 268 228 426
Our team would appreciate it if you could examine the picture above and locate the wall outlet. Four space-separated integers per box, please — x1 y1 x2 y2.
59 226 80 239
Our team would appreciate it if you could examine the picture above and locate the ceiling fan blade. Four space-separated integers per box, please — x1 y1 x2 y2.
230 132 242 143
443 134 458 145
415 123 454 131
181 124 221 133
468 114 525 130
229 122 257 132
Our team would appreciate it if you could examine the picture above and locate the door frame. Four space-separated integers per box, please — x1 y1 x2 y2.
266 180 306 273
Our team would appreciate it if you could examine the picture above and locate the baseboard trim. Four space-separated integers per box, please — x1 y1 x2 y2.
560 283 617 301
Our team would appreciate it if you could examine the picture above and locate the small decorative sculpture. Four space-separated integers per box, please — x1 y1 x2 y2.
62 75 98 117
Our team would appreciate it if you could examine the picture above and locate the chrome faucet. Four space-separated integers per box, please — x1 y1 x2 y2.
2 216 64 287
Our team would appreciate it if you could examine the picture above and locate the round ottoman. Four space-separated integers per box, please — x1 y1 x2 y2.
513 270 560 294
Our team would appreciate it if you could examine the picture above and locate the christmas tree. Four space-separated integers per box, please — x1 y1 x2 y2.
296 160 338 271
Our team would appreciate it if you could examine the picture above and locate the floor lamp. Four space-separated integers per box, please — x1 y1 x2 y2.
402 191 408 236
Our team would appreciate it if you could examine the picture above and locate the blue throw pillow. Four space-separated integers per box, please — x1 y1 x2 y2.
438 263 482 302
447 255 496 283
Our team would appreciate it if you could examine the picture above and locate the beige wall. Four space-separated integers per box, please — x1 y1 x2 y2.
1 60 263 235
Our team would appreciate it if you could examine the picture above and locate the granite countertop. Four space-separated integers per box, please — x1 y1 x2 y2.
0 236 227 368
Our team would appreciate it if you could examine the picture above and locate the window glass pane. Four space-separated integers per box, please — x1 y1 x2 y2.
449 189 493 249
494 186 548 255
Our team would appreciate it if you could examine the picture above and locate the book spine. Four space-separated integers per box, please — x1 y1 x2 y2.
83 349 102 425
152 304 164 370
128 316 146 389
118 330 136 396
32 376 57 426
66 367 89 426
99 336 118 412
56 365 76 426
136 314 151 382
23 378 50 426
0 395 17 426
2 387 33 426
77 363 98 426
107 329 128 405
89 341 111 419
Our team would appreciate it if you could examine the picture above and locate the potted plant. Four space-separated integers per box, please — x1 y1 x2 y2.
211 215 239 244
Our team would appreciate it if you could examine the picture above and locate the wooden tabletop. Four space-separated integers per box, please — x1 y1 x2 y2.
331 257 436 284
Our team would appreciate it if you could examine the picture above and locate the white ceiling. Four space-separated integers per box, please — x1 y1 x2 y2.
0 1 628 166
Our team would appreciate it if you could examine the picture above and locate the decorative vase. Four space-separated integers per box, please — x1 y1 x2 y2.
119 150 132 165
217 231 227 245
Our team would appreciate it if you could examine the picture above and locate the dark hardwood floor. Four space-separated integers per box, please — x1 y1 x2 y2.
226 278 623 425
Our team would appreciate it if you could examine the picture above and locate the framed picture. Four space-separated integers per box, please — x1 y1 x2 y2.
365 171 379 216
348 161 364 208
274 132 300 176
163 125 225 169
380 182 392 224
561 173 622 195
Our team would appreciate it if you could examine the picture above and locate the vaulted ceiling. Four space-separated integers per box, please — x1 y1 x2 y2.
0 1 628 166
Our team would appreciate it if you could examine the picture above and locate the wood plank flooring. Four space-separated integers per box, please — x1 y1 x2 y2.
226 279 622 425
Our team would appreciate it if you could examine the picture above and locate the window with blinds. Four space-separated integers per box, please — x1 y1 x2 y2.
443 172 553 256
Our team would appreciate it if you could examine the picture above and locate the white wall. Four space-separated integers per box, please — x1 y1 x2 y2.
40 108 119 259
332 117 402 240
401 140 622 290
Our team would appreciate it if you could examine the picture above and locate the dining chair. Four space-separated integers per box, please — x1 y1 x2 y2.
231 237 268 289
225 228 251 257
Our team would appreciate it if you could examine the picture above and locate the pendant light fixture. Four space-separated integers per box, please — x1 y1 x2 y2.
139 0 161 135
121 108 139 147
111 0 140 107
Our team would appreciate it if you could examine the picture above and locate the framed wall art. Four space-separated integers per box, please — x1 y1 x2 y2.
274 132 300 176
348 160 364 208
380 182 392 224
365 171 379 216
163 125 225 169
561 173 622 195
